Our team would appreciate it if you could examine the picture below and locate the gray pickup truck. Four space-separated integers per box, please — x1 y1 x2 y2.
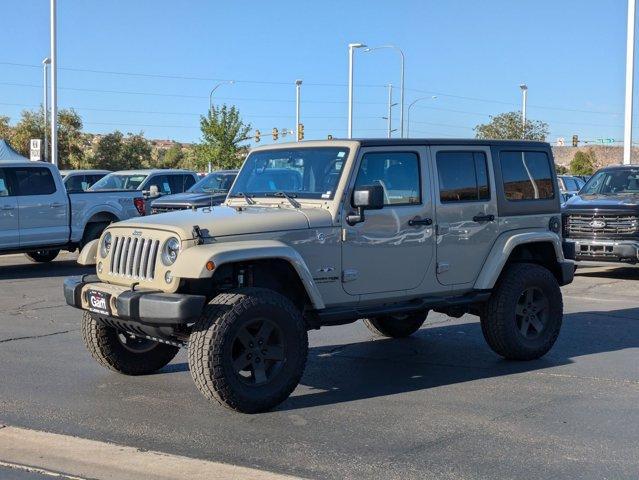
65 139 574 413
0 161 145 262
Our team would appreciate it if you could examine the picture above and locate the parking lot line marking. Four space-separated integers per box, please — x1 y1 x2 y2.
0 425 304 480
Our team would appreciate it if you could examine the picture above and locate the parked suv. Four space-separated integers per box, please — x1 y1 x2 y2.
563 164 639 264
60 169 111 193
64 139 573 413
89 169 198 196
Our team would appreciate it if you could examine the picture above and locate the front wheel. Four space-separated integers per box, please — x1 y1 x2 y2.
188 288 308 413
480 263 563 360
81 312 179 375
25 249 60 263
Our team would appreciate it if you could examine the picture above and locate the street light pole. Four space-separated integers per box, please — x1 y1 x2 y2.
624 0 636 164
208 80 234 172
348 43 366 139
42 57 50 163
364 45 405 137
520 84 528 139
295 79 302 142
50 0 57 166
406 95 437 138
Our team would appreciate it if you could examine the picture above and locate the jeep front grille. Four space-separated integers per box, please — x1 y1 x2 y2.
566 214 639 236
109 235 160 280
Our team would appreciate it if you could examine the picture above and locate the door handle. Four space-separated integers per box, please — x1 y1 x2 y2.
473 214 495 222
408 217 433 227
50 202 64 208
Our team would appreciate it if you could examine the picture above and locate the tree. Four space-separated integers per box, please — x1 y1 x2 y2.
474 111 549 141
555 164 569 174
10 107 85 168
0 115 11 140
89 131 151 170
570 149 596 175
121 133 152 169
154 143 185 169
198 104 251 170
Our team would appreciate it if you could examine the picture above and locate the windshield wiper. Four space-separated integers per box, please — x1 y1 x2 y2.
231 192 255 205
271 191 301 208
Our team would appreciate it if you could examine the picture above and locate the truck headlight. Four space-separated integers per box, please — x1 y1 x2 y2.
100 232 112 258
161 237 181 266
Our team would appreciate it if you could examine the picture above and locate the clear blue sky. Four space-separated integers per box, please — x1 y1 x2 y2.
0 0 635 146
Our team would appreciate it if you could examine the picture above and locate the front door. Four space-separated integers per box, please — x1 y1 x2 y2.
9 166 69 247
341 146 435 296
0 168 19 249
431 146 498 286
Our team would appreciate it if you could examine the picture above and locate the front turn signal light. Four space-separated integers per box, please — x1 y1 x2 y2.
206 261 215 271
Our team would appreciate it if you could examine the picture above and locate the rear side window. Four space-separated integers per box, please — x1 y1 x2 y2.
183 175 196 191
500 151 554 201
0 169 14 196
11 167 56 196
436 151 489 202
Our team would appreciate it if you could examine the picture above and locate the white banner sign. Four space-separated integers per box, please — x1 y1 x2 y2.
30 139 42 161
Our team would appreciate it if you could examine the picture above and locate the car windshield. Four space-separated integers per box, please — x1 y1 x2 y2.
581 168 639 195
189 173 235 193
229 147 349 200
89 173 148 191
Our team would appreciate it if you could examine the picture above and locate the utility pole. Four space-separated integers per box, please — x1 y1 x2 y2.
520 84 528 139
406 95 437 138
295 79 302 142
624 0 636 164
208 80 234 172
42 57 50 163
50 0 58 166
347 43 366 138
386 84 393 138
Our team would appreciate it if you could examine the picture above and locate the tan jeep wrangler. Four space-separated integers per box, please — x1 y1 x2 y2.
64 139 574 413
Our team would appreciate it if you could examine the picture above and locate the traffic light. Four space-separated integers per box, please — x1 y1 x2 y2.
572 135 578 147
272 128 279 141
254 129 261 143
297 123 304 141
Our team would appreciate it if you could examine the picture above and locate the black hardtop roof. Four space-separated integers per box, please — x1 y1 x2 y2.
598 164 639 170
354 138 550 148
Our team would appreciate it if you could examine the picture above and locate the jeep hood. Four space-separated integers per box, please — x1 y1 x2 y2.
113 205 333 239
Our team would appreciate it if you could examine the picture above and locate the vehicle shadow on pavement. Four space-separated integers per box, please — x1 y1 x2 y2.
575 266 639 280
278 308 639 411
157 307 639 411
0 259 93 280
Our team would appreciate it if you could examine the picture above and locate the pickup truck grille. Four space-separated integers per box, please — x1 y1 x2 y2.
565 214 639 237
109 235 160 280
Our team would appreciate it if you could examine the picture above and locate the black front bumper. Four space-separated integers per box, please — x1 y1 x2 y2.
564 238 639 263
63 275 206 325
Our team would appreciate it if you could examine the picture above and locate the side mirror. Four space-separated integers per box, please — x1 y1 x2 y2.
346 184 384 226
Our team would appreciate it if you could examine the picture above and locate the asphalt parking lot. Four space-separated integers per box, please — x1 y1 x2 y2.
0 253 638 479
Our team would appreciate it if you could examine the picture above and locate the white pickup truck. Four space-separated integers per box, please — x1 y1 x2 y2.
0 161 145 262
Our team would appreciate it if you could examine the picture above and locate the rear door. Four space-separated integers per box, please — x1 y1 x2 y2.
9 165 69 247
0 168 19 249
432 146 498 286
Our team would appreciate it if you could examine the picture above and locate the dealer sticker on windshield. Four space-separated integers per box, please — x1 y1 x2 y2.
87 290 111 316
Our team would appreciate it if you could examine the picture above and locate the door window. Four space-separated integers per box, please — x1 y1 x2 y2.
10 167 57 196
0 169 14 196
436 151 489 202
146 175 173 195
65 175 87 192
354 152 421 205
500 151 554 200
183 174 196 191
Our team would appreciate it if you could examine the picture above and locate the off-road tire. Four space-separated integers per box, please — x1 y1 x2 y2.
80 221 110 250
81 312 179 375
480 263 563 360
24 249 60 263
363 313 427 338
188 288 308 413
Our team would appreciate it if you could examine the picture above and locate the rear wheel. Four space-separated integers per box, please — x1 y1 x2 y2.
480 263 563 360
24 249 60 263
188 288 308 413
81 312 179 375
363 312 427 338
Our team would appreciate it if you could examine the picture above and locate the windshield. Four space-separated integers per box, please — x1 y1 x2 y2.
189 173 236 194
89 173 148 191
581 168 639 195
229 147 349 200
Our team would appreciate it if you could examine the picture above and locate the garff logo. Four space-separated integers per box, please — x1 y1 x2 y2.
590 220 606 228
132 230 143 236
90 295 107 310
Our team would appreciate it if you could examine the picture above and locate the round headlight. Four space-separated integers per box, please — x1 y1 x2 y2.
161 237 181 266
100 232 112 258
